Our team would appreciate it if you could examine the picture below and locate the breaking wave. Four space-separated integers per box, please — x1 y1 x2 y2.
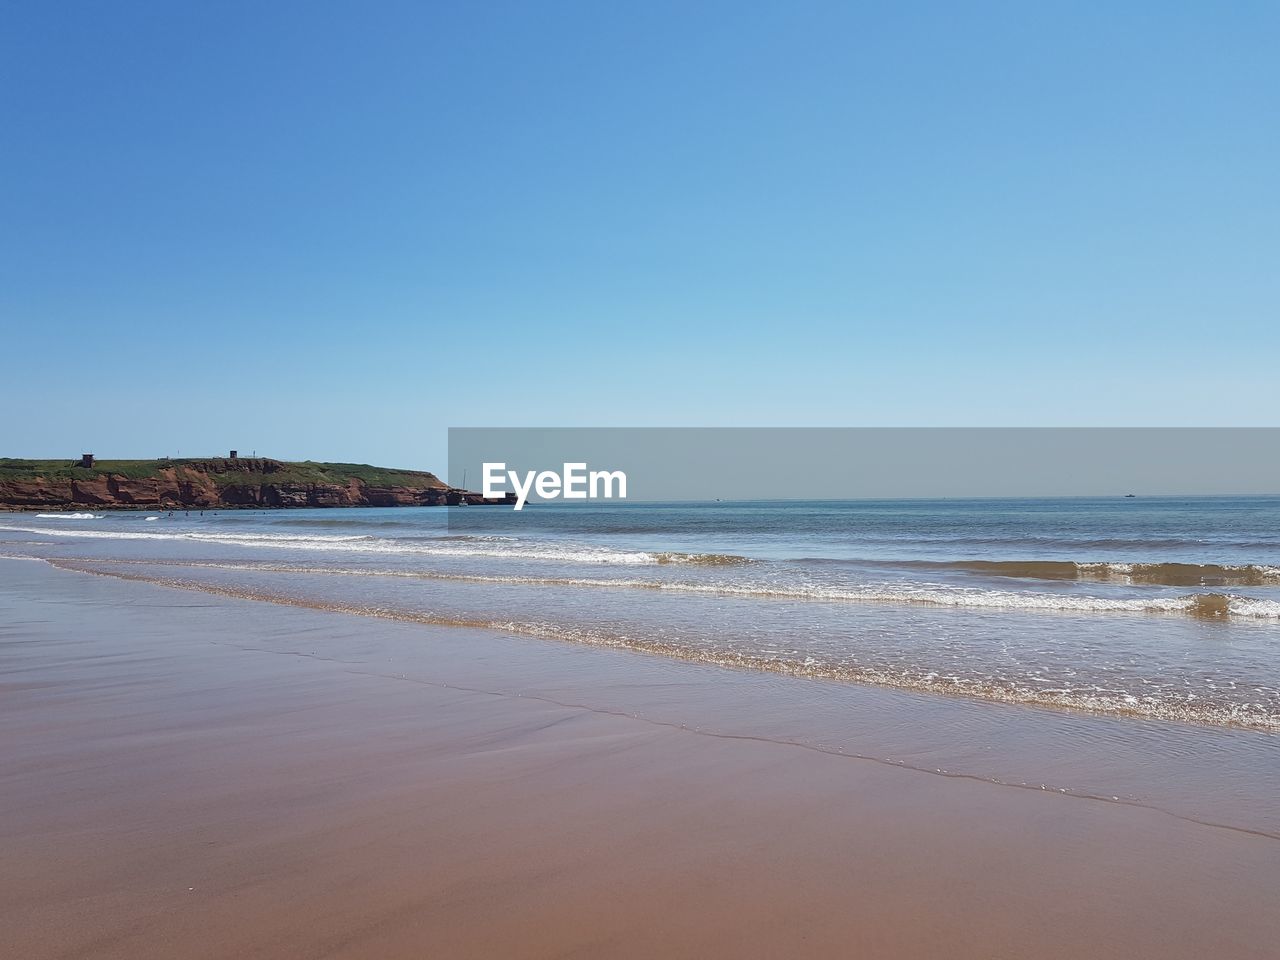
0 523 747 567
45 556 1280 620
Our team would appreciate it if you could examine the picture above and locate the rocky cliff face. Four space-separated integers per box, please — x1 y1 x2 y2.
0 458 477 510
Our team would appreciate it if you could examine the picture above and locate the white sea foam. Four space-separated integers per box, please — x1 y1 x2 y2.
56 555 1280 621
0 524 662 564
34 513 100 520
4 524 1279 618
492 576 1280 619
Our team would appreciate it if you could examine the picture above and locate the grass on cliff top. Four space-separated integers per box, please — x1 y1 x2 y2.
0 458 446 488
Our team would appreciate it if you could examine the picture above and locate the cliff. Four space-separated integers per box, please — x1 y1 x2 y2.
0 458 500 510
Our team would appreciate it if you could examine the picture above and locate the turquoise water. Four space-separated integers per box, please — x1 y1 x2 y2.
4 496 1280 728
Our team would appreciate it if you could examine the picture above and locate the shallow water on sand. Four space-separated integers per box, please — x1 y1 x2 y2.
4 496 1280 729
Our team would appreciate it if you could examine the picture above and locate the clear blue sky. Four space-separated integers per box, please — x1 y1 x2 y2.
2 2 1277 472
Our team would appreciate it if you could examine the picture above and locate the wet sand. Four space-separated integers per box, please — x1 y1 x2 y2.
4 558 1279 959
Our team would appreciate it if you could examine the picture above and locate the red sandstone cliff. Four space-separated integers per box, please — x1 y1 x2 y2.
0 458 481 510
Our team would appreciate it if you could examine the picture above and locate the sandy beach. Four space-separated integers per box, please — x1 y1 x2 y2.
7 0 1278 952
3 556 1279 959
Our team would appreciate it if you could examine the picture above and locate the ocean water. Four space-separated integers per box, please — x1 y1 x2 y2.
4 496 1280 730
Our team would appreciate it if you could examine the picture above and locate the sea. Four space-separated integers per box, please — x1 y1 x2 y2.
4 495 1280 731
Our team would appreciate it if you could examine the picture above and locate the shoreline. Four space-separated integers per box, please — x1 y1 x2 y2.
33 553 1280 732
4 558 1280 958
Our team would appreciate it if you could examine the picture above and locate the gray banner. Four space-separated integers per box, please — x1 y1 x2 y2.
448 427 1280 504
